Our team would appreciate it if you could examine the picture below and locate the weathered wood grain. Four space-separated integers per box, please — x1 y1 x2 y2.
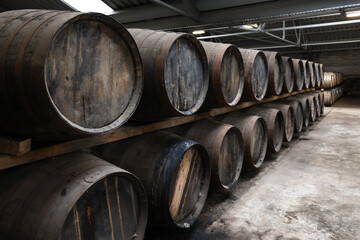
263 51 283 96
92 131 210 229
282 56 295 93
0 152 148 240
0 137 31 156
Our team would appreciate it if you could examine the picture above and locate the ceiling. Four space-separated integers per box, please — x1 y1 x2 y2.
1 0 360 54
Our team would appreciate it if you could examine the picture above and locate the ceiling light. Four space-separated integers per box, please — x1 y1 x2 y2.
241 24 259 29
61 0 114 14
346 10 360 18
192 30 206 35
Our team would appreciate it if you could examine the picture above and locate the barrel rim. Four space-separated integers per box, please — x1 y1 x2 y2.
250 116 268 167
44 12 144 134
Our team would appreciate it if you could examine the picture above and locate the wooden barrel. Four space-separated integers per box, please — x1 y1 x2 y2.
239 49 269 101
314 63 321 87
201 41 244 107
263 51 283 96
308 61 316 88
169 119 244 191
0 152 148 240
303 93 321 118
0 10 143 141
277 99 303 133
301 60 310 89
282 56 295 93
93 131 210 229
217 112 268 169
292 59 304 91
319 64 324 87
318 90 325 114
301 94 316 123
128 28 209 121
263 103 295 142
287 96 310 128
247 107 284 153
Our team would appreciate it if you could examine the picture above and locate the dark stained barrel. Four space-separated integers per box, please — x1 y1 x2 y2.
301 94 316 123
277 99 303 133
287 96 310 128
170 119 244 191
308 61 316 88
247 107 284 153
263 103 295 142
319 64 324 87
282 56 295 93
128 28 209 121
0 152 148 240
317 90 325 114
292 59 304 91
0 10 143 140
93 131 210 229
263 51 283 96
217 112 268 169
301 60 311 89
304 92 321 118
239 49 269 101
314 63 321 87
201 41 244 107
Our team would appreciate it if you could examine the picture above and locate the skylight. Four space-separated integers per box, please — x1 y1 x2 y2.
62 0 114 14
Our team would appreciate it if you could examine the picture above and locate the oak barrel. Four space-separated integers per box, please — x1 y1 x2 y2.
93 131 210 229
128 28 209 121
308 61 316 88
247 107 284 153
282 56 295 93
301 60 311 89
0 10 143 140
201 41 244 107
314 63 321 87
287 96 310 128
263 51 284 96
263 103 295 142
239 49 269 101
319 64 324 87
317 90 325 114
301 94 316 123
217 112 268 169
304 92 321 118
170 119 244 191
292 59 304 91
277 99 303 133
0 152 148 240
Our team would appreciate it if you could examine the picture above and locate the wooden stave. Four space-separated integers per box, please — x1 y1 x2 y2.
169 119 244 191
128 29 209 121
239 49 269 101
263 51 284 96
301 94 316 123
292 58 304 91
282 56 295 93
217 112 268 169
308 61 316 88
247 107 284 153
314 63 321 87
0 152 148 240
92 131 211 229
201 41 244 108
0 10 143 140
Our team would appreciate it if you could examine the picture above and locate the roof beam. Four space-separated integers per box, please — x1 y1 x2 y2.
197 18 360 40
149 0 200 22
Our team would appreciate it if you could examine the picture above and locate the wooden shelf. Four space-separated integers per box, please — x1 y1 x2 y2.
0 88 317 171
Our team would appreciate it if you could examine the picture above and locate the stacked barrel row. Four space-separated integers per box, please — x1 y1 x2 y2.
0 10 327 240
323 72 344 106
0 10 326 143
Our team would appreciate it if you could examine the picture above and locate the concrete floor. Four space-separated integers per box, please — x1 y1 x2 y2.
147 96 360 240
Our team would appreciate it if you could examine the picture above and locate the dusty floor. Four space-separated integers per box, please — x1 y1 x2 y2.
146 96 360 240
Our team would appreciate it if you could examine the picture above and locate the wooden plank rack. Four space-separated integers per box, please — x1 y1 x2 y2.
0 88 317 171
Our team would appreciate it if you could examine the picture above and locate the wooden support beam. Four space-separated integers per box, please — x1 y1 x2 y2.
0 137 31 156
0 88 317 171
